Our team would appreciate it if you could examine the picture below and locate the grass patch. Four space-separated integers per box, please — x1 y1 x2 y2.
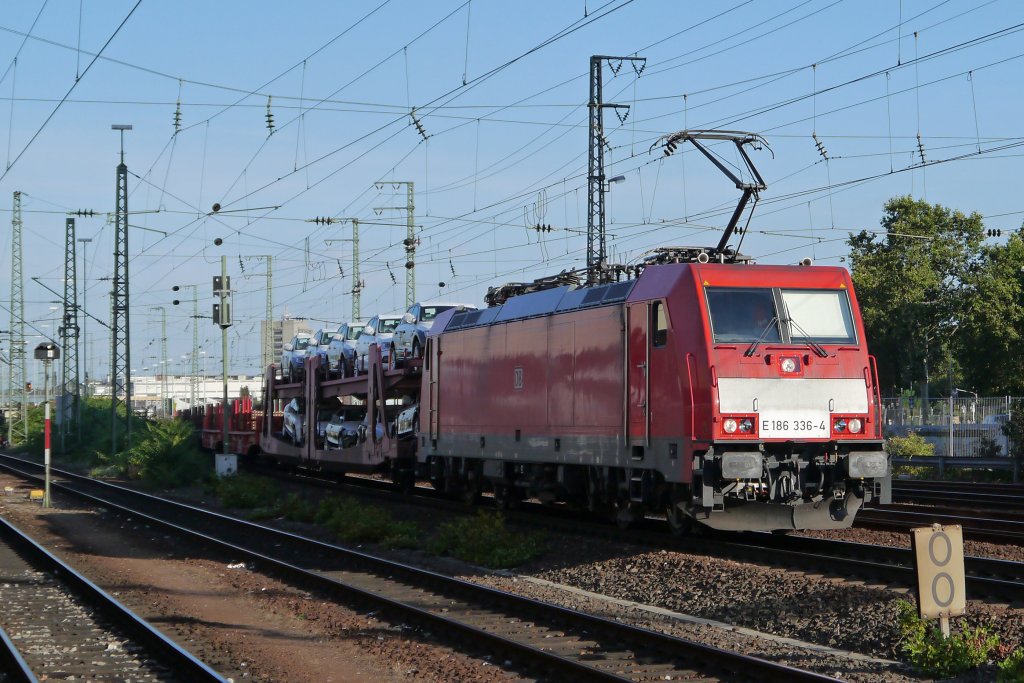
276 492 318 523
315 495 420 548
428 511 544 569
215 474 280 509
897 600 999 678
999 648 1024 682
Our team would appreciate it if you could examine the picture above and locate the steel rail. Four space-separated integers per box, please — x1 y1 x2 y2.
0 454 838 683
252 458 1024 602
0 621 36 683
0 514 225 682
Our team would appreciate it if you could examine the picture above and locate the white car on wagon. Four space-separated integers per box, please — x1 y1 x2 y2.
325 321 366 377
353 313 403 372
392 302 477 359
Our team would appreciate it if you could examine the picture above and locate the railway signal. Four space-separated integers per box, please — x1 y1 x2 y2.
911 523 966 637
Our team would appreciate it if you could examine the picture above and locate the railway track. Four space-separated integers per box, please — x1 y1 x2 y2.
242 461 1024 604
0 512 224 683
0 454 838 682
890 479 1024 512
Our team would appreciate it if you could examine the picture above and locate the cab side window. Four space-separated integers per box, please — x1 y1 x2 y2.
652 301 668 348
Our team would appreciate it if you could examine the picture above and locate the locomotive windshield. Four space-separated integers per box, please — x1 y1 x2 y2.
706 288 781 343
780 289 857 345
706 287 857 345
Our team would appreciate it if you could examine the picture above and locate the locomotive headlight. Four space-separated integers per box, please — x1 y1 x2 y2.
848 418 863 434
738 418 754 433
723 418 739 434
780 357 798 373
833 418 847 432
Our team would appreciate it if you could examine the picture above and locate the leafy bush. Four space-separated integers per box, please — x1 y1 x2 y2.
216 474 280 509
92 417 207 489
999 648 1024 682
887 432 936 459
428 511 544 568
897 600 999 677
315 496 419 548
1004 401 1024 462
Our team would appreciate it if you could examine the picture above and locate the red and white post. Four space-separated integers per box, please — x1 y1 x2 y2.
43 397 51 508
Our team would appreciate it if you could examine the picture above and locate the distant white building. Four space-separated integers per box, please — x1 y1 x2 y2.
89 374 263 415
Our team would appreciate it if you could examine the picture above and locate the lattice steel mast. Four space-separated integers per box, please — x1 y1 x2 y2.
321 218 363 320
151 306 167 417
61 217 80 450
587 55 644 285
263 257 273 371
8 191 27 446
111 124 132 451
374 182 415 309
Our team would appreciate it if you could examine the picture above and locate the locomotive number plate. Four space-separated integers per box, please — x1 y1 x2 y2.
758 412 828 439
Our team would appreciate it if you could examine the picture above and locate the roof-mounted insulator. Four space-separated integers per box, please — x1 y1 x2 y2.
173 100 182 134
306 216 335 225
532 223 553 232
69 209 96 217
265 96 275 134
812 132 829 160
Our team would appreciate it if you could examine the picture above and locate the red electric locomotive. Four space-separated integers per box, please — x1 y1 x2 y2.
418 256 889 532
416 130 889 532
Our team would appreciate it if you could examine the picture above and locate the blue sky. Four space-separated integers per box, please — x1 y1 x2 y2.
1 0 1022 378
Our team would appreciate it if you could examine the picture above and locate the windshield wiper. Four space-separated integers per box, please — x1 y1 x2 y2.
785 317 830 358
743 316 780 357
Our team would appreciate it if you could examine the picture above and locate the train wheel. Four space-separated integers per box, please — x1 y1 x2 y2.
666 502 697 536
394 468 415 495
666 486 697 536
461 464 483 505
612 496 637 529
493 483 519 510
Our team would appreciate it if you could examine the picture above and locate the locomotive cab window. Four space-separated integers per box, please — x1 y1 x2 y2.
706 288 780 344
781 289 857 345
652 301 668 347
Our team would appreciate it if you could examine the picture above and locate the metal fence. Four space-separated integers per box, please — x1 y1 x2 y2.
882 396 1018 459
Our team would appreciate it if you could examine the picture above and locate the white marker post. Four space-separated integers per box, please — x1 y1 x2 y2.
911 523 966 637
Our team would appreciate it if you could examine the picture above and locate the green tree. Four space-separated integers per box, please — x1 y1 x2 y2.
848 196 985 393
959 232 1024 395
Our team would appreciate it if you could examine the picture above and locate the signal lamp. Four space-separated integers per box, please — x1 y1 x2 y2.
833 418 847 433
848 418 863 434
723 418 738 434
780 357 799 373
738 418 754 433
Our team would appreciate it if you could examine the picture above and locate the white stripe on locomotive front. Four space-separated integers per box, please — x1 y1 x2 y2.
717 377 868 414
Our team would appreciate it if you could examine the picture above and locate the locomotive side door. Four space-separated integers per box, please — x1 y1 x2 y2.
627 302 650 448
426 337 440 441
